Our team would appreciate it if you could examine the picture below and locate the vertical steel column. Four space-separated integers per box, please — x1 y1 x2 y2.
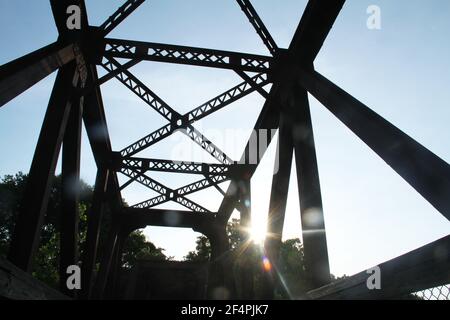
80 168 109 299
238 178 254 299
8 62 79 271
93 224 118 299
60 91 84 296
291 87 330 289
81 63 122 299
107 230 127 299
207 225 233 299
239 179 252 239
262 112 294 299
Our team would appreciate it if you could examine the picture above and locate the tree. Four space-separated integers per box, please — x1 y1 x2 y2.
275 238 310 298
122 230 170 269
184 218 243 262
0 172 167 288
183 218 313 298
184 235 211 262
0 173 27 255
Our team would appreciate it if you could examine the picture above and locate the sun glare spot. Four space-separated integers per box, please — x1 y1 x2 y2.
262 256 272 272
249 224 266 245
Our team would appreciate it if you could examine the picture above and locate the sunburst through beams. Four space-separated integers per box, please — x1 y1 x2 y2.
249 220 267 245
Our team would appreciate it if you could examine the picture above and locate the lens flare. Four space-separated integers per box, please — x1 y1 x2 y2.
262 256 272 272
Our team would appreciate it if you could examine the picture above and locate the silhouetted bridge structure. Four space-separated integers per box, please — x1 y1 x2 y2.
0 0 449 300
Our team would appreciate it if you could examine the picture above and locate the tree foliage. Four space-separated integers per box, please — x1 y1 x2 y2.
184 235 211 262
122 230 170 269
184 218 314 298
0 172 167 288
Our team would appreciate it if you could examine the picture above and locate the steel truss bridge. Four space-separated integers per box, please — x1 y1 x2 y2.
0 0 449 300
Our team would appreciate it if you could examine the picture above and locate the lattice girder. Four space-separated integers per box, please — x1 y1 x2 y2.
103 38 273 72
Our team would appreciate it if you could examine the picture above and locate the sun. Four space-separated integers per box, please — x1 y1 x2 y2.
249 224 267 245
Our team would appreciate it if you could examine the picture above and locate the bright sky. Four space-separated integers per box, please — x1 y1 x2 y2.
0 0 449 277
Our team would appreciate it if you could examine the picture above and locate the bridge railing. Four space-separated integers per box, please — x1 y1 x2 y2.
412 284 450 300
306 235 450 300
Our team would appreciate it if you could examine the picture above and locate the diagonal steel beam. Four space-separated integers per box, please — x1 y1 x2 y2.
103 57 256 164
103 38 273 72
174 197 210 214
119 120 231 166
119 167 146 191
0 41 76 108
297 66 450 221
183 125 234 165
76 59 141 100
101 56 175 121
8 63 79 271
94 58 141 89
120 123 173 156
132 194 209 214
289 0 346 62
235 70 269 99
205 175 227 196
185 72 269 123
100 0 146 37
105 56 268 125
236 0 278 55
120 168 210 213
120 168 167 194
132 194 167 209
132 174 229 210
119 72 268 158
217 0 346 223
177 175 229 197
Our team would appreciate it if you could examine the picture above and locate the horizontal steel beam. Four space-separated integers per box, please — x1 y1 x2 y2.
0 41 76 108
114 155 240 176
119 207 216 232
103 38 273 72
